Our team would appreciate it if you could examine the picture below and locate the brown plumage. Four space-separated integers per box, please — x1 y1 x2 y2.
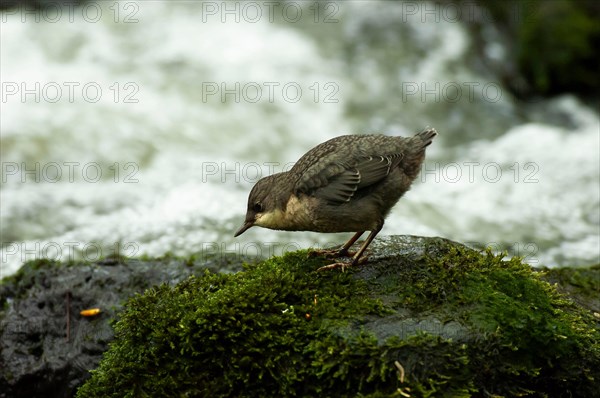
234 128 437 270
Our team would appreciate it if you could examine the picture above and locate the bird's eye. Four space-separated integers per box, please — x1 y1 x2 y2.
252 202 263 213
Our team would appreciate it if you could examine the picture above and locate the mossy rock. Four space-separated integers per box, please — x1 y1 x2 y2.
538 264 600 313
77 236 599 397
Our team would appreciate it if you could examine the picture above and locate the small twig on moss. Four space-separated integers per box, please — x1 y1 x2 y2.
395 360 411 397
394 360 405 383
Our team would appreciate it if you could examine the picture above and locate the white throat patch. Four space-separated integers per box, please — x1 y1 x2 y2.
253 195 313 231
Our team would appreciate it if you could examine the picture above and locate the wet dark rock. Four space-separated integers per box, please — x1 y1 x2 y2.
0 255 244 398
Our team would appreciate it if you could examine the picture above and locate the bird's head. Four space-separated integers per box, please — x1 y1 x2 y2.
234 173 289 237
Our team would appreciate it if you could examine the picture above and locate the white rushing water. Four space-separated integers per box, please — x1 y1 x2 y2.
1 1 599 277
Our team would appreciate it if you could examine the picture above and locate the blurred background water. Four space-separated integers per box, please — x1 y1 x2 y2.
1 0 599 277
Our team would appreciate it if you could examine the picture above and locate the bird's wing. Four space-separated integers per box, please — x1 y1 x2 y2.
295 154 403 203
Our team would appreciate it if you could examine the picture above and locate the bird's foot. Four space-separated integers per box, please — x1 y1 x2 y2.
308 248 356 259
317 256 369 272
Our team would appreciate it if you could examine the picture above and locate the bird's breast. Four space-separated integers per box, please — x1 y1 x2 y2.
281 194 317 231
253 194 316 231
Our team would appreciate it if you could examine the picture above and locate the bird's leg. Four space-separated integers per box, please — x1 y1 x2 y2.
349 225 381 265
317 223 383 271
308 231 365 259
336 231 365 257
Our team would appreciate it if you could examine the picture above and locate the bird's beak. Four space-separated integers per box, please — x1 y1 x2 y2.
234 220 254 237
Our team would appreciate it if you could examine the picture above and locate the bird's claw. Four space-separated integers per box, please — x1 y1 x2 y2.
316 256 369 272
317 262 350 272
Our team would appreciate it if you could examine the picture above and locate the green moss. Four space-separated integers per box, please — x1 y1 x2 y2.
77 242 600 397
308 332 474 397
77 253 383 397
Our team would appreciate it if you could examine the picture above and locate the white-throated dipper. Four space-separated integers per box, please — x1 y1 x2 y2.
234 128 437 270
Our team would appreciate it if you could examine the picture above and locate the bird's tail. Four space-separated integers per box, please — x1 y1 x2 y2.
411 127 437 150
400 127 437 179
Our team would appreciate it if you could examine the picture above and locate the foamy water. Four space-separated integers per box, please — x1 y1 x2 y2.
1 1 598 277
